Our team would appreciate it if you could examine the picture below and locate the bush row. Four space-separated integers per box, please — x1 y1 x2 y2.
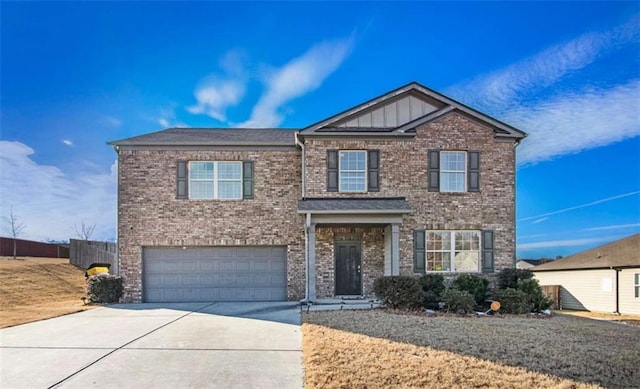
373 269 552 314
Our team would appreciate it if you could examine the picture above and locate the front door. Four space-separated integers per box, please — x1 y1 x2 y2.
335 241 362 295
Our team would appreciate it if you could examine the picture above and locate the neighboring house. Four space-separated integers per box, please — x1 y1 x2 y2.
516 258 554 269
532 234 640 315
108 82 527 303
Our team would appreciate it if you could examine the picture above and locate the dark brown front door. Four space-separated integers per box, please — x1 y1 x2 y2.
335 241 362 295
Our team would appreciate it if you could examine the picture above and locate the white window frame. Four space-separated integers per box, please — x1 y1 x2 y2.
188 161 242 200
635 273 640 298
339 150 367 193
425 230 481 272
440 151 467 193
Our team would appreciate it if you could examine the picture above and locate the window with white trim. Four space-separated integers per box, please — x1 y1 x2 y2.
426 231 480 272
440 151 466 192
635 273 640 298
189 161 242 199
339 151 366 192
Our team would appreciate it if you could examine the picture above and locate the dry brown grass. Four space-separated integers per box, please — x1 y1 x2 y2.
557 310 640 326
0 257 94 328
303 309 640 388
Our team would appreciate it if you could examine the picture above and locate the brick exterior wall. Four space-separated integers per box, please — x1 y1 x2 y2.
304 112 517 289
117 111 518 302
117 148 304 302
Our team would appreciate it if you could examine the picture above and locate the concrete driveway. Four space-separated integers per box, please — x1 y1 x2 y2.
0 302 302 388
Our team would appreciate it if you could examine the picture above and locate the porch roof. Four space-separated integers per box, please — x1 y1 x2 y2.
297 197 412 214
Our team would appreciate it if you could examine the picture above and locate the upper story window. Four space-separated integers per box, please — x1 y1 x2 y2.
440 152 466 192
339 151 367 192
327 149 379 193
177 160 253 200
428 150 480 193
189 161 242 200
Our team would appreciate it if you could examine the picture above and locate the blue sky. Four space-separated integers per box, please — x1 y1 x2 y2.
1 1 638 258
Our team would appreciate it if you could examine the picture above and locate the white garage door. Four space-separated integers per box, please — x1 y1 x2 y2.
143 246 287 302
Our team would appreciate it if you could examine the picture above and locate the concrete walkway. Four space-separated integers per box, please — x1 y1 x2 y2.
0 302 302 388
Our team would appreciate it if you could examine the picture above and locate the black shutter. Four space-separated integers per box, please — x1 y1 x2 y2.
243 161 254 199
367 149 380 192
468 151 480 192
414 230 426 273
481 230 494 273
428 150 440 192
176 160 188 199
327 149 338 192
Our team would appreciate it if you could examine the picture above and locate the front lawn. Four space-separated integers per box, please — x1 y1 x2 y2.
302 310 639 388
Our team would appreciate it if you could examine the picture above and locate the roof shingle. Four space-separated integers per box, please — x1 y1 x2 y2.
298 197 412 213
108 128 298 146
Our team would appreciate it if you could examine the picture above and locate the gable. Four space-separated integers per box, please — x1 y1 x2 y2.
332 92 445 129
300 82 526 140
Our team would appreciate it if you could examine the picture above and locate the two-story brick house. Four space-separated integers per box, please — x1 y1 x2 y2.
109 82 526 303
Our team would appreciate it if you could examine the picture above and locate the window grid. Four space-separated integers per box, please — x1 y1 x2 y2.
339 151 367 192
189 161 242 200
426 231 480 272
441 151 466 192
635 273 640 298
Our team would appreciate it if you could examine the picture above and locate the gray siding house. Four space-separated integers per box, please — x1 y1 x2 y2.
532 234 640 315
109 82 526 303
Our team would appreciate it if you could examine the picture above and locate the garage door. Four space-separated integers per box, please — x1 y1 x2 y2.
143 246 287 302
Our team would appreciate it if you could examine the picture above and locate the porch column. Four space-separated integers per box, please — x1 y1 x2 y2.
391 223 400 275
308 223 317 301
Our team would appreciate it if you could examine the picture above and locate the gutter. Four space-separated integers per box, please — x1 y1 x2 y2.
295 132 310 303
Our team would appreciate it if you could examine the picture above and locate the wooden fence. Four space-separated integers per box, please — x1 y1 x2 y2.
70 239 117 275
541 285 561 309
0 237 69 258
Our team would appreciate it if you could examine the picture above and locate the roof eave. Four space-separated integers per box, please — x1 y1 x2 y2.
297 209 413 214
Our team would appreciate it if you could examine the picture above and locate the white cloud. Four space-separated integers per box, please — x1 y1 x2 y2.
512 81 640 165
238 37 354 128
0 141 116 242
187 50 248 123
584 223 640 232
518 237 611 250
447 15 640 165
101 116 122 128
531 217 548 224
518 191 640 222
62 139 74 147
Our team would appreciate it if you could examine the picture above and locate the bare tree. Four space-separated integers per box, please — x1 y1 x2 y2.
74 220 96 241
3 208 26 259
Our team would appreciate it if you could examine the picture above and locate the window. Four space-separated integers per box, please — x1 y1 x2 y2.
339 151 366 192
189 161 242 199
635 273 640 298
440 151 466 192
426 231 480 272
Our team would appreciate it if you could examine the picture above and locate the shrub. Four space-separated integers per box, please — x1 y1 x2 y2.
498 268 533 289
494 288 530 314
87 274 123 304
518 278 553 312
442 289 476 314
451 274 489 306
419 274 446 309
373 276 422 310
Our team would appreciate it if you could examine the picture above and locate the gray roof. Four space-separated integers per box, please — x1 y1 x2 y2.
298 197 412 214
108 128 298 146
532 234 640 271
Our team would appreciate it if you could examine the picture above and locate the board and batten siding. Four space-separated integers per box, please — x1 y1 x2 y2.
619 268 640 315
534 269 617 313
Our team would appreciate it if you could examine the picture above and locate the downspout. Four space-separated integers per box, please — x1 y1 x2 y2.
614 267 620 315
295 132 310 302
113 145 120 277
512 139 520 268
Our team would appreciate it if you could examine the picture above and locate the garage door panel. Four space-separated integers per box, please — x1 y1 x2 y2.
143 246 287 302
